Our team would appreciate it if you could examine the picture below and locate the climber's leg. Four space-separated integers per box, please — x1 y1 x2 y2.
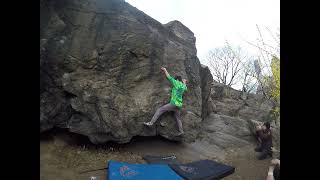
173 108 184 135
144 103 176 126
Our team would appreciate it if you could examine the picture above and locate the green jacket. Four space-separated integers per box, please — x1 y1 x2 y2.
167 75 187 108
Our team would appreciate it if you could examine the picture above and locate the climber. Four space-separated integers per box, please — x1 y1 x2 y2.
143 67 187 136
255 122 273 160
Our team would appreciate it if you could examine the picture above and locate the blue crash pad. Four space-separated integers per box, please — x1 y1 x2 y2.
108 161 183 180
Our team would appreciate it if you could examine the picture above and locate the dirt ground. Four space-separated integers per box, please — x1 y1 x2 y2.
40 130 278 180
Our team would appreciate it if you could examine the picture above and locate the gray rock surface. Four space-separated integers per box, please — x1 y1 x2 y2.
40 0 279 147
198 113 252 149
40 0 202 144
197 79 278 149
210 80 273 122
199 65 215 119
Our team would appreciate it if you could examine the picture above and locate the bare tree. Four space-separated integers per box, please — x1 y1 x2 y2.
206 44 246 87
254 59 261 77
241 25 280 124
241 58 259 94
241 25 280 101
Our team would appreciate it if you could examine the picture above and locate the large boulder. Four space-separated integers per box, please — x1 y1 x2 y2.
199 113 253 149
199 65 216 119
209 80 273 122
203 114 253 141
40 0 203 144
40 0 279 148
199 112 280 150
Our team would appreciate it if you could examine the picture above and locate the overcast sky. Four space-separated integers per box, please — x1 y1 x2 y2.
125 0 280 65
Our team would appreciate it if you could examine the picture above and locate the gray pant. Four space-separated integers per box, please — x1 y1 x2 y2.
149 103 183 133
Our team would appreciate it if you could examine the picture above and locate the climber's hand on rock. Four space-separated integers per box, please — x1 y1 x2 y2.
161 67 170 78
256 125 262 130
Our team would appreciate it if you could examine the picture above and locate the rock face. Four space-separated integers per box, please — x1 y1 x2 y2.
40 0 202 144
201 114 252 148
196 71 279 149
40 0 279 148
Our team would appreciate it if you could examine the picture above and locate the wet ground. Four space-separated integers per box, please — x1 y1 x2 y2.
40 130 278 180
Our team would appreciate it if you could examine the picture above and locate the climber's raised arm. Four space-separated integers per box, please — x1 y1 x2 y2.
161 67 177 86
161 67 170 78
